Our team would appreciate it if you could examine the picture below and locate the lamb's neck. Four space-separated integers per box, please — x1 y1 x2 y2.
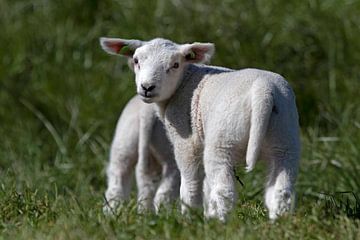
154 101 168 120
155 64 218 124
154 64 200 120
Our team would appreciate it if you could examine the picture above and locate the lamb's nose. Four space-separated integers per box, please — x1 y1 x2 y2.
141 84 156 92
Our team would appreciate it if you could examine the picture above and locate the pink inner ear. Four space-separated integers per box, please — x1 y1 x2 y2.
106 42 124 54
192 46 208 61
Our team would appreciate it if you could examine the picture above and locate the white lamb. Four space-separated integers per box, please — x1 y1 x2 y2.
100 37 301 221
103 95 180 214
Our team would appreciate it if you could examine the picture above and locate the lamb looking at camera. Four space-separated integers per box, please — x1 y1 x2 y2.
100 37 300 221
104 95 180 214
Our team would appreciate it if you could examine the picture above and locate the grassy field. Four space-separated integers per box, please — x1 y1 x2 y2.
1 0 360 239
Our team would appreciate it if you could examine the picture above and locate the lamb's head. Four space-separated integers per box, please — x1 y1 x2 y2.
100 37 215 103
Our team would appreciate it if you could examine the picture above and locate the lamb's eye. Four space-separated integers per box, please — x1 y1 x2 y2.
173 62 179 69
134 58 139 64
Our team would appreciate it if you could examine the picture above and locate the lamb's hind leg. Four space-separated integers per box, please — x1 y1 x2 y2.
265 147 299 220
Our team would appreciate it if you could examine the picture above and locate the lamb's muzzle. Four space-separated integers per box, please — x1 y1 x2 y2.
140 84 156 98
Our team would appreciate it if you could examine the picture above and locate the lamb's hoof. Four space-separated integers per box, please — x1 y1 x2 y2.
154 193 172 214
268 189 293 220
103 200 120 216
204 201 227 223
137 201 155 214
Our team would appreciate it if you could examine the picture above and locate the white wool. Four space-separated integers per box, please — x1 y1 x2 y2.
103 96 180 214
100 37 301 221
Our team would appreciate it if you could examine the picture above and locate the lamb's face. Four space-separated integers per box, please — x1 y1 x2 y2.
132 42 186 103
100 37 215 103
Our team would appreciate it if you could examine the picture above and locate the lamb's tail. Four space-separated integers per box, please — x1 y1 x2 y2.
245 88 274 172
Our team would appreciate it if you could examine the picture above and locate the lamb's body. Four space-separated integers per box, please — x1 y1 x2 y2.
162 64 300 220
104 96 180 214
100 37 300 221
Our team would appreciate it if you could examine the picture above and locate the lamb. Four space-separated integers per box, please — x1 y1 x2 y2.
100 37 301 221
103 95 180 214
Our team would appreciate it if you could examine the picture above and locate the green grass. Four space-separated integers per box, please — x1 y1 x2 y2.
1 0 360 239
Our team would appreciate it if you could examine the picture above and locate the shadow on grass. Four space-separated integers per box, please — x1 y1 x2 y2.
320 191 360 220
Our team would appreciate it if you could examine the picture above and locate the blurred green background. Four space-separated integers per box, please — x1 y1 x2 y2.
0 0 359 238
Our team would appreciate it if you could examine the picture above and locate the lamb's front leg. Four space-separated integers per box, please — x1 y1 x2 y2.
136 110 159 212
203 144 237 222
175 145 204 215
153 162 180 213
135 155 161 212
104 145 136 215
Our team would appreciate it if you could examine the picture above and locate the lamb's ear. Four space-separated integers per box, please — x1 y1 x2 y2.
99 37 143 57
180 42 215 64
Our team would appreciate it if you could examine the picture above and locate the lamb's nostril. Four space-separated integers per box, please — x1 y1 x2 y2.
141 84 156 91
148 85 156 91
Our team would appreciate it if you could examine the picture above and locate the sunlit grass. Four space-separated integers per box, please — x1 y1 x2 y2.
0 0 359 239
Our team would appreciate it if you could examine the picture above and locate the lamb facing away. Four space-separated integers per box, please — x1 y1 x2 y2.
104 95 180 214
100 37 300 221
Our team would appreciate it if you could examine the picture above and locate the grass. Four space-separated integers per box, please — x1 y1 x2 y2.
0 0 360 239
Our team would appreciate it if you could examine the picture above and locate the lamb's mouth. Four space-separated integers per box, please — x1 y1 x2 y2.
139 93 158 103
